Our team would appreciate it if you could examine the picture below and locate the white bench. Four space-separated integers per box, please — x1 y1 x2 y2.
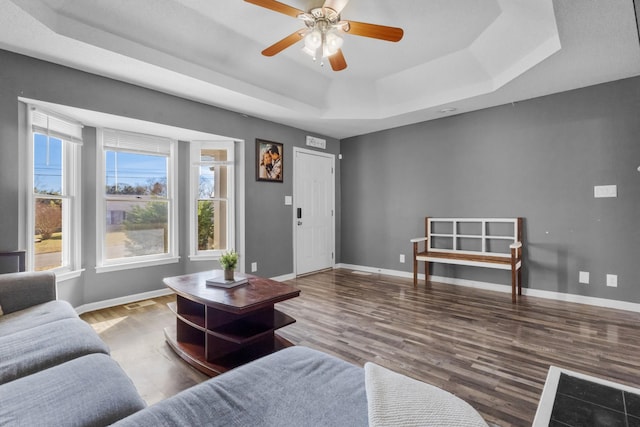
411 217 524 302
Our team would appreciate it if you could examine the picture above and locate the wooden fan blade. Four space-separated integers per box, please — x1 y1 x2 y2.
345 21 404 42
244 0 304 18
262 30 305 56
323 0 349 14
329 49 347 71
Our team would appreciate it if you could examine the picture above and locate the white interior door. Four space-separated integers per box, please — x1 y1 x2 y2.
294 148 335 276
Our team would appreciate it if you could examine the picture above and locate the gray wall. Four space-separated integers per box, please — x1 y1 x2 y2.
0 49 340 307
341 76 640 303
2 47 639 306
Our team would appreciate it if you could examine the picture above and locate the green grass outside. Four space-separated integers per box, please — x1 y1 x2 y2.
35 232 62 254
35 231 129 254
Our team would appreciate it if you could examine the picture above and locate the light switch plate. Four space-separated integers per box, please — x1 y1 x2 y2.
284 196 292 205
606 274 617 287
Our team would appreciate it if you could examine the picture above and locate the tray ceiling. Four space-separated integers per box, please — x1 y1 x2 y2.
1 0 639 138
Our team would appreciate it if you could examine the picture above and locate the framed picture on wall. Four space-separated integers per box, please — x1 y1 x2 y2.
256 139 283 182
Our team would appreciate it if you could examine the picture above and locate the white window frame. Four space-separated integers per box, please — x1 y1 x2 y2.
96 128 179 273
189 140 235 260
26 107 83 280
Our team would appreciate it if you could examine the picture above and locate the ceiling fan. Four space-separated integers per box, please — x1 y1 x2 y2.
244 0 404 71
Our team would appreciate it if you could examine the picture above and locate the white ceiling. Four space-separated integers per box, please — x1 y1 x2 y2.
1 0 639 139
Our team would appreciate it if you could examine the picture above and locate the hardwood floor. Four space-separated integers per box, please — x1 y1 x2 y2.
80 296 209 404
81 269 640 426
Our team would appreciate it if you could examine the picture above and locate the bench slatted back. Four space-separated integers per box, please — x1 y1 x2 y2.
425 217 522 259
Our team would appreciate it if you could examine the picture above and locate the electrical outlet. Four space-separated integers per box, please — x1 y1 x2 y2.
251 262 257 272
606 274 617 287
399 254 405 263
579 271 589 284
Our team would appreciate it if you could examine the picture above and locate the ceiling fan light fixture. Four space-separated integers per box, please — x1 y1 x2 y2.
324 30 344 56
304 28 322 50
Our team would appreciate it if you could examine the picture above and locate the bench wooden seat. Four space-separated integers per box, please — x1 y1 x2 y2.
411 217 523 302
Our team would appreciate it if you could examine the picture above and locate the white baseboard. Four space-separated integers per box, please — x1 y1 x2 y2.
336 263 415 279
335 263 640 313
75 288 174 315
74 265 640 315
271 272 296 282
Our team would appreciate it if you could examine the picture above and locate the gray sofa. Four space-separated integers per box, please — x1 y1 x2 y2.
0 271 146 426
0 271 488 426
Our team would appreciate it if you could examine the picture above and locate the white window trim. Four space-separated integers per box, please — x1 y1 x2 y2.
188 140 236 261
95 128 179 273
26 106 83 278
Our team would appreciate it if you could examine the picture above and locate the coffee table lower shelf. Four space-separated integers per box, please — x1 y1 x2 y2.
164 325 293 377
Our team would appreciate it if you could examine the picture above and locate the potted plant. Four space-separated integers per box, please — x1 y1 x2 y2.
219 250 239 281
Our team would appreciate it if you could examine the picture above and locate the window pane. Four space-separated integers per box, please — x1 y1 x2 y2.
197 200 227 251
105 200 168 259
199 166 215 199
34 198 63 271
34 134 62 195
105 151 167 197
199 165 229 199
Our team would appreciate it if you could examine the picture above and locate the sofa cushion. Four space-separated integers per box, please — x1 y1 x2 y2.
0 300 77 337
0 317 110 384
113 346 368 427
0 353 146 426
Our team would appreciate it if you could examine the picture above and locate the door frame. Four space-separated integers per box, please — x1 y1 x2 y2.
292 147 336 276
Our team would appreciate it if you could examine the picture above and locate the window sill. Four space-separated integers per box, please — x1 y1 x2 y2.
188 254 222 262
95 256 180 274
55 269 85 282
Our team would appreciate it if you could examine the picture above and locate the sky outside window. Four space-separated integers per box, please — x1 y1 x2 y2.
34 133 62 194
105 151 167 196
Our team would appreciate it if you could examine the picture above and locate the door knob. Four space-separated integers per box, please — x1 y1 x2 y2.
297 221 302 226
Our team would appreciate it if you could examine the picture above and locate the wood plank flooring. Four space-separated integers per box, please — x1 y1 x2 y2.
81 269 640 426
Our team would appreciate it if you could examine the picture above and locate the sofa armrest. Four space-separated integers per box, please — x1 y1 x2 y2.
0 271 56 314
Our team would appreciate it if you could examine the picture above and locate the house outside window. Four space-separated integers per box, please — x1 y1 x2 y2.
96 129 178 272
189 141 235 259
28 108 82 277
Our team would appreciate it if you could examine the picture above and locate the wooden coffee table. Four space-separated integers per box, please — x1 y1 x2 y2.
163 270 300 376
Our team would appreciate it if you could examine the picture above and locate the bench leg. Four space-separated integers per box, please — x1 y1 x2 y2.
412 242 418 288
425 261 429 286
511 267 516 303
518 267 522 296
